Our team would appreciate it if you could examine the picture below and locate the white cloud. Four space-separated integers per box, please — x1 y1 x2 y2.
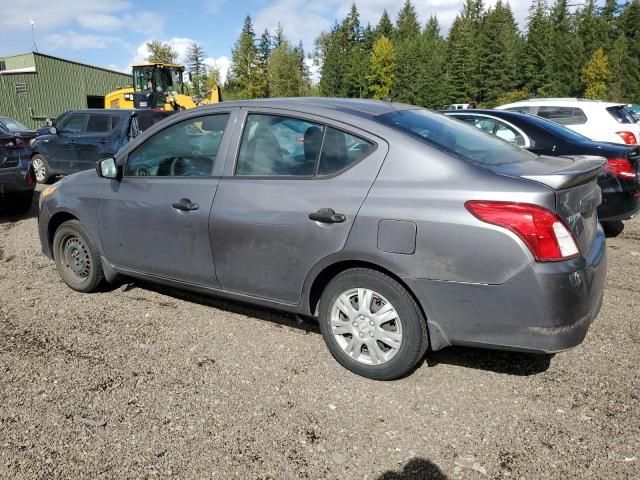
206 0 228 14
0 0 130 31
43 31 125 50
204 56 230 84
76 11 164 35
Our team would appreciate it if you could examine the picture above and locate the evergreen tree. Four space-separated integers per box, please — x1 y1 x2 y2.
394 1 421 42
548 0 582 96
522 0 554 95
343 4 368 98
226 15 261 99
257 29 272 98
269 40 304 97
185 42 206 96
476 1 520 105
368 36 396 100
317 23 349 97
581 48 610 99
273 23 286 48
420 16 448 107
375 10 394 39
145 41 179 64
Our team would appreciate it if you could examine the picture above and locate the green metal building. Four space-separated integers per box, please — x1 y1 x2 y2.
0 52 132 128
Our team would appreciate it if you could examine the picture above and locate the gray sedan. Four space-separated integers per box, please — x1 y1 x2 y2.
37 98 607 380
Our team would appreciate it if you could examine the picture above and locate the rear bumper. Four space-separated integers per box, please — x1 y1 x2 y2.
0 156 35 196
405 228 607 354
598 191 640 221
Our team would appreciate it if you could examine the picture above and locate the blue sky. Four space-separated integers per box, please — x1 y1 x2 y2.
0 0 534 81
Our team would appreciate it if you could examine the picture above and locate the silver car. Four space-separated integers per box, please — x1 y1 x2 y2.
38 99 607 380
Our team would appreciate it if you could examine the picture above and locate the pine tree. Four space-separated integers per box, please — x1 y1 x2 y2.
145 41 179 64
257 29 272 98
548 0 582 96
269 40 304 97
420 16 448 107
394 1 421 42
522 0 554 95
476 1 520 105
343 4 368 98
317 23 349 97
273 23 286 49
581 48 609 99
367 36 396 100
227 15 261 99
375 10 394 39
185 42 206 96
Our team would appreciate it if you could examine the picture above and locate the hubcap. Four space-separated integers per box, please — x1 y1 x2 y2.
61 235 91 279
330 288 403 366
32 158 45 182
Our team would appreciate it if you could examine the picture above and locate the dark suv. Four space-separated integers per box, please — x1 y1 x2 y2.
0 116 37 214
30 109 172 183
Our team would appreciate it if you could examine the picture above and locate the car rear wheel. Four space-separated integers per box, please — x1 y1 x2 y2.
32 154 51 184
53 220 104 292
602 220 624 238
318 268 428 380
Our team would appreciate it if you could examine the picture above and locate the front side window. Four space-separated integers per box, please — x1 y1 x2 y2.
125 114 229 177
59 114 89 134
376 109 536 166
537 106 587 125
236 114 374 177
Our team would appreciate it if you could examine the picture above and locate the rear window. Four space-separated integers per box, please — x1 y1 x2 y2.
537 106 587 125
0 117 30 132
606 106 635 124
376 109 536 166
504 106 531 114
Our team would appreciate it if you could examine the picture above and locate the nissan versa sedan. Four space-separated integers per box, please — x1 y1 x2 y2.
38 98 607 380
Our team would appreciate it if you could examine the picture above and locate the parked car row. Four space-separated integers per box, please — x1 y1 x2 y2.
442 108 640 235
38 98 608 380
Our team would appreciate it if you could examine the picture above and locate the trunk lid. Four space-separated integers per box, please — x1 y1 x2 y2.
489 154 605 255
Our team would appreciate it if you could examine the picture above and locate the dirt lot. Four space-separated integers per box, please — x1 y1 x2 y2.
0 191 639 480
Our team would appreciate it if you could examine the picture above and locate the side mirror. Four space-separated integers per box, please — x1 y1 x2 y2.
95 157 121 180
49 126 57 135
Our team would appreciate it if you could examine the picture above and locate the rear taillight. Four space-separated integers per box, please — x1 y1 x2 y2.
465 201 579 262
3 137 25 149
25 167 35 186
605 157 636 179
616 131 637 144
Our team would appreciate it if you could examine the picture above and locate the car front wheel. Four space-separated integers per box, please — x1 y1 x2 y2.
53 220 104 292
318 268 429 380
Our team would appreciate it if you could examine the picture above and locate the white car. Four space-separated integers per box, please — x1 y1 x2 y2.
496 98 640 145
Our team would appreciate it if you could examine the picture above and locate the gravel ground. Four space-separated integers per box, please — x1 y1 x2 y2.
0 190 639 480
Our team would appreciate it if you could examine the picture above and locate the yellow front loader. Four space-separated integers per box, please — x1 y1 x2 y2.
105 63 222 111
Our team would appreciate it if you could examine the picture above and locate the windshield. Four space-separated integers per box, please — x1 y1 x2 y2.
0 117 31 132
376 109 537 166
133 66 184 94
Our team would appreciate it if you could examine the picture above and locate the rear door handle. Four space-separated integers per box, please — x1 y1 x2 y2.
172 198 199 211
309 208 346 224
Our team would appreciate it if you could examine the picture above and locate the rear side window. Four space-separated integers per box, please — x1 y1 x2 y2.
537 106 587 125
125 114 229 177
86 114 112 133
459 116 497 134
495 121 526 147
59 113 88 133
376 109 536 166
606 106 634 124
235 114 374 177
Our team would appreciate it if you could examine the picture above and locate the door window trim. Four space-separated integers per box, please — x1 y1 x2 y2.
229 109 379 180
122 111 235 180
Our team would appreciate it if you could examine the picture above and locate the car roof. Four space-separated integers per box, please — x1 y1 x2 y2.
499 98 624 109
196 97 419 120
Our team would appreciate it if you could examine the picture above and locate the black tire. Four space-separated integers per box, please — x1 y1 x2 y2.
31 154 52 184
317 268 428 380
8 191 34 215
52 219 104 292
602 220 624 238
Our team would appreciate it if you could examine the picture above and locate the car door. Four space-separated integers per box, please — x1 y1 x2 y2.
49 112 88 171
72 113 118 172
210 109 388 305
98 110 236 286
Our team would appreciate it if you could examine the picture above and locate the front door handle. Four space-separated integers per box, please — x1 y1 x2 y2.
309 208 346 224
172 198 199 211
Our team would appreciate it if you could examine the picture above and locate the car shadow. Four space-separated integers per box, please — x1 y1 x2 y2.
426 345 553 376
0 189 40 224
376 458 449 479
107 280 552 376
112 279 322 335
